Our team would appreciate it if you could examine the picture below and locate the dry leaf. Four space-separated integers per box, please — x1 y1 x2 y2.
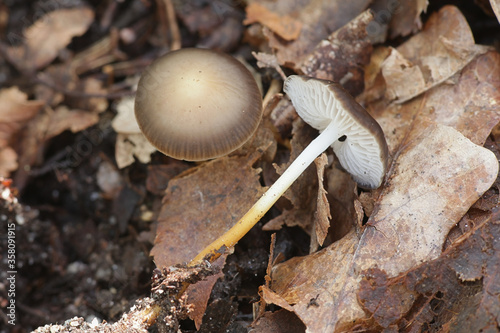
269 229 358 330
261 285 294 312
173 1 243 52
232 124 277 162
151 154 266 327
389 0 428 38
0 87 44 176
0 87 44 147
72 77 108 113
381 47 426 101
269 98 297 138
252 0 371 69
311 154 330 250
325 160 358 243
300 10 375 95
364 120 498 278
357 209 500 331
6 7 94 71
381 6 491 103
115 133 156 168
112 96 142 134
492 0 500 23
38 68 109 112
151 155 265 265
45 106 99 138
357 268 415 329
270 120 498 331
373 51 500 151
244 3 302 41
251 309 306 333
252 52 287 80
146 163 191 196
358 46 392 103
0 147 18 177
112 96 156 168
14 106 101 189
186 256 227 330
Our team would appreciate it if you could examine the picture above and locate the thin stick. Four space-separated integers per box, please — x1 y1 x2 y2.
163 0 181 50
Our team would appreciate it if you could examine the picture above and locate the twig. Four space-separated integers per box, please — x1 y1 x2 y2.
163 0 181 50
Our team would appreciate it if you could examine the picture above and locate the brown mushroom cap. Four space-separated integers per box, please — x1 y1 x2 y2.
135 48 262 161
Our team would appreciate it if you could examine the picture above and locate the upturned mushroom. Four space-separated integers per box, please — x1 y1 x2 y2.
134 48 262 161
191 75 388 264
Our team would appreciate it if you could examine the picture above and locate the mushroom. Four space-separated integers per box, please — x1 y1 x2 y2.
191 75 388 264
283 75 388 189
134 48 262 161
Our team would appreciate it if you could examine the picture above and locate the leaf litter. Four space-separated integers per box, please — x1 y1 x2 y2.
264 5 500 332
5 7 94 71
2 1 500 332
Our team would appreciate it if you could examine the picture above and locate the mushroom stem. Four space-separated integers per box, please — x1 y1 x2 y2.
190 120 340 265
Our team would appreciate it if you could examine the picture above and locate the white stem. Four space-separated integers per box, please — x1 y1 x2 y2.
191 121 339 265
254 121 339 215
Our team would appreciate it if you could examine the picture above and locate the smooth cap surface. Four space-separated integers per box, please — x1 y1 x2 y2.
135 48 262 161
284 75 388 189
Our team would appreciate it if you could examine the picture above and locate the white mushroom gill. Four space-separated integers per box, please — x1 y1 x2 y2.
284 75 387 189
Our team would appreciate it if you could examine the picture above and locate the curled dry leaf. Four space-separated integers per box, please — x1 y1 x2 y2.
6 7 94 71
388 0 428 38
269 229 359 330
112 96 142 134
325 159 358 242
252 52 287 80
381 47 426 102
44 106 99 138
300 10 375 96
357 268 415 329
252 0 371 69
381 6 491 103
374 51 500 151
0 87 45 147
146 162 191 196
0 148 17 177
111 96 156 168
115 133 156 168
311 154 331 250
